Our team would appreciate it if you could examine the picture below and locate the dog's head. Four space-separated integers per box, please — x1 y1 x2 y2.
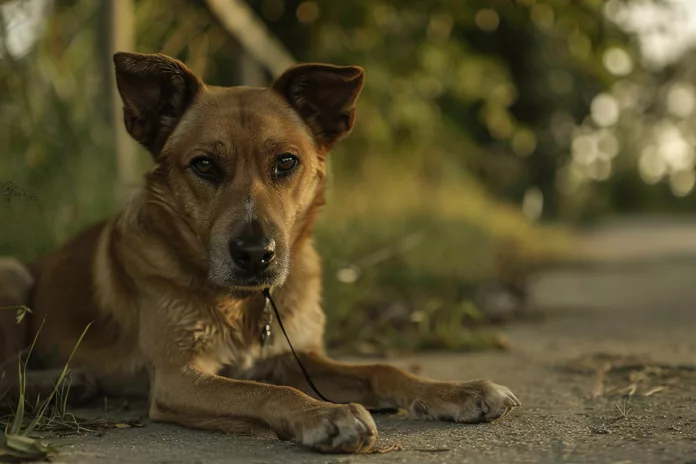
113 52 364 293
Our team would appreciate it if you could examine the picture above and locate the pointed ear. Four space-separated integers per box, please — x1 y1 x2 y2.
113 52 203 156
272 64 365 151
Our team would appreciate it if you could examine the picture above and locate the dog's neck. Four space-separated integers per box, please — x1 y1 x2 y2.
114 186 210 292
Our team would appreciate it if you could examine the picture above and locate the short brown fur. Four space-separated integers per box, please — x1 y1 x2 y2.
0 53 519 453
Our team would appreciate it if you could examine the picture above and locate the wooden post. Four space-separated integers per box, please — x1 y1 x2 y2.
106 0 138 198
205 0 296 78
237 52 266 87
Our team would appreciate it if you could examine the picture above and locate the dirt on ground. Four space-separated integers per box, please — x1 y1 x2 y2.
44 221 696 463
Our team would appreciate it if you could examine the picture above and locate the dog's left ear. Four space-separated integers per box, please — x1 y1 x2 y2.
272 64 365 151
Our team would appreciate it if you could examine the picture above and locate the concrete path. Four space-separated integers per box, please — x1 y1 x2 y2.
51 220 696 463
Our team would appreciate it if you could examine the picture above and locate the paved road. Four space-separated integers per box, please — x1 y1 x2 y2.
52 221 696 463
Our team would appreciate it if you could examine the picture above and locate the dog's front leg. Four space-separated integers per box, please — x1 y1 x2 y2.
254 352 520 423
149 366 377 453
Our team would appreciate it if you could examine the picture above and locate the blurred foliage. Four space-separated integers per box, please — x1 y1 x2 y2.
5 0 690 353
1 0 115 258
255 0 624 221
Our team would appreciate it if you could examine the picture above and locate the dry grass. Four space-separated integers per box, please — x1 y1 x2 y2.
615 398 631 420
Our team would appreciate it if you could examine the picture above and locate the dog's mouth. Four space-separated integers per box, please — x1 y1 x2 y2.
209 268 288 295
228 280 273 291
223 278 281 298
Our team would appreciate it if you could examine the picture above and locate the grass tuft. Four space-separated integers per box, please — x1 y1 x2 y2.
0 305 92 462
615 398 631 420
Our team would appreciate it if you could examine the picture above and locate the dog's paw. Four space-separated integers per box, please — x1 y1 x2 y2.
283 403 377 453
409 380 520 423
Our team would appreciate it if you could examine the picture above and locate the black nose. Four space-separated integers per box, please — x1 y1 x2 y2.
230 236 276 273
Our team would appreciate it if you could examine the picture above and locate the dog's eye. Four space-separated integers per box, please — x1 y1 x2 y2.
275 154 299 177
190 157 219 181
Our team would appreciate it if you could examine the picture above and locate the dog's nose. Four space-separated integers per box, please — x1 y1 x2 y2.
230 236 276 273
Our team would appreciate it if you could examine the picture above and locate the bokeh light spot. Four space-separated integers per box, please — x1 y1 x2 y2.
666 82 696 118
591 93 620 127
296 2 319 24
475 9 500 32
670 170 696 197
603 47 633 76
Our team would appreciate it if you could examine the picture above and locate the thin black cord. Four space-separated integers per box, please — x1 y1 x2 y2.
263 288 339 404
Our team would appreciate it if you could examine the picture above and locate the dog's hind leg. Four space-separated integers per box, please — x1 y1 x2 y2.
0 367 99 407
0 257 33 365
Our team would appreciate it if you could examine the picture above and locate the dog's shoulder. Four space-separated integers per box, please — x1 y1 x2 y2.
31 219 109 314
29 219 138 370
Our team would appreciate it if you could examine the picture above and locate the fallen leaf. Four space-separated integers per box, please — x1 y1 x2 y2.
0 434 57 462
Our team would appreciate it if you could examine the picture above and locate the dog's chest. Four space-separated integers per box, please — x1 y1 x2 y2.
164 289 322 376
181 297 274 371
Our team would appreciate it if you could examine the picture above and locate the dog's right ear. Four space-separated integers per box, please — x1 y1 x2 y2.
113 52 202 156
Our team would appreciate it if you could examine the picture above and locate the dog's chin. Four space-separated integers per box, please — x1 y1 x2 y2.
225 286 265 299
208 269 287 298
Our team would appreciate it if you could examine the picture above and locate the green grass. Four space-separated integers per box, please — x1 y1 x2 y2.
317 214 502 353
314 163 571 354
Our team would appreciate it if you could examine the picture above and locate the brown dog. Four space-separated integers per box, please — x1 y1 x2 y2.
0 52 519 453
